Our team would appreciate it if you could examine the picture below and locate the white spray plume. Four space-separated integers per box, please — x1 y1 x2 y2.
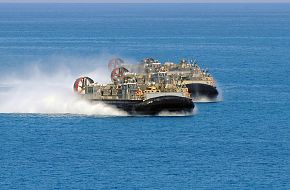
0 54 130 116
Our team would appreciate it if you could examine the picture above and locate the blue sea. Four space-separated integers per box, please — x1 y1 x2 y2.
0 3 290 189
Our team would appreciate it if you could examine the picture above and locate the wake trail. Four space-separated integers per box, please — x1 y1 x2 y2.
0 55 128 116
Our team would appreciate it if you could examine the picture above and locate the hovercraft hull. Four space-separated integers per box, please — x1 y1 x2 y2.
186 83 218 99
91 96 194 115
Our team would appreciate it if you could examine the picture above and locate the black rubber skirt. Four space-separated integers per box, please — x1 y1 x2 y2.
93 96 194 115
186 83 218 99
133 96 194 115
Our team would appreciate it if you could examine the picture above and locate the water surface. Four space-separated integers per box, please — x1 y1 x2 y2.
0 3 289 189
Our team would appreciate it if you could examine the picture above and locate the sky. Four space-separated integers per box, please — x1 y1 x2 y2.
0 0 290 3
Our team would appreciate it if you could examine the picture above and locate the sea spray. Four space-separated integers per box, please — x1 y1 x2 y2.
0 84 127 116
0 55 131 116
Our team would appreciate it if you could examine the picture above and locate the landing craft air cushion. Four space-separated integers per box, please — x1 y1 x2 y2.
73 72 194 115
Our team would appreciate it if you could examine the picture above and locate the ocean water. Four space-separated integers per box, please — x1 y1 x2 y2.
0 3 290 189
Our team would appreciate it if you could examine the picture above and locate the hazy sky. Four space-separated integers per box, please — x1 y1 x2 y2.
1 0 290 3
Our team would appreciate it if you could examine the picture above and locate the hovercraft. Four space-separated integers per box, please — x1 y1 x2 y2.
73 68 194 115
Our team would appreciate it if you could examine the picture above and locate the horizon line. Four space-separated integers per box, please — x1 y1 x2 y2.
0 2 290 4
